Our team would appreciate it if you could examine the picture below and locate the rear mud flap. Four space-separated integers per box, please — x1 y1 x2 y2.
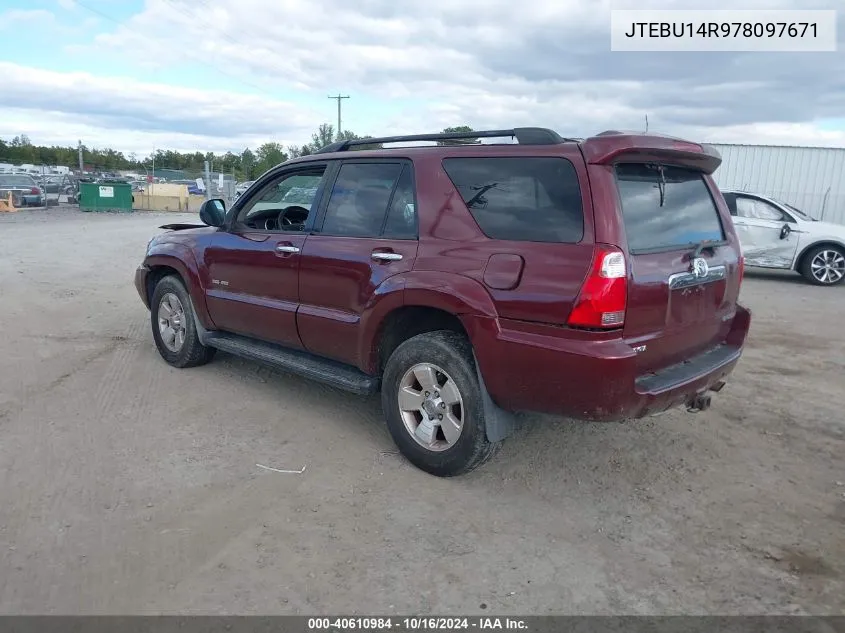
473 352 517 443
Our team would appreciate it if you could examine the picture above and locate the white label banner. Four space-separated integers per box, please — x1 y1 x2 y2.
611 10 837 52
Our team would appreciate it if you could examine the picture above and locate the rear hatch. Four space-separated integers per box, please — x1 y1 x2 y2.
611 157 741 375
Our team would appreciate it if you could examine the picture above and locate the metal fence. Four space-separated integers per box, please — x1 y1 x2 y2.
0 163 77 207
0 161 241 210
711 144 845 225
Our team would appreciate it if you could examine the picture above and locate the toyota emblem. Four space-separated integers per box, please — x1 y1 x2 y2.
691 257 709 278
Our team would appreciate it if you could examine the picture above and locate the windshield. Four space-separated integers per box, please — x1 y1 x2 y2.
0 175 36 187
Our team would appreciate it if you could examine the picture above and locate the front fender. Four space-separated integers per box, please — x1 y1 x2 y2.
144 244 214 329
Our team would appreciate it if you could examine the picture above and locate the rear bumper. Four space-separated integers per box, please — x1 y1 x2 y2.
21 195 45 206
471 304 751 421
135 264 151 309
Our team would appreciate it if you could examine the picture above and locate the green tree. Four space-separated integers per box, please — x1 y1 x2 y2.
437 125 478 146
335 130 383 150
287 144 312 159
240 148 255 179
310 123 336 150
254 142 288 175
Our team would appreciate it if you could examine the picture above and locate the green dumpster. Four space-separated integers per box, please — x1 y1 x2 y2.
79 181 134 212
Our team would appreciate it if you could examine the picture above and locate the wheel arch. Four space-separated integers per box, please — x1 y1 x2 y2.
144 252 214 328
357 270 498 376
360 272 517 443
794 240 845 271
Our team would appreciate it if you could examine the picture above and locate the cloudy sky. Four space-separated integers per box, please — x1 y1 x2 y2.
1 0 843 156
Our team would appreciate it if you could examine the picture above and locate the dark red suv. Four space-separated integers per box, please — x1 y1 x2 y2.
135 128 750 476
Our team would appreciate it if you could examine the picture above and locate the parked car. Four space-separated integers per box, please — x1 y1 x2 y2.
722 190 845 286
135 127 750 476
234 180 255 201
0 174 45 207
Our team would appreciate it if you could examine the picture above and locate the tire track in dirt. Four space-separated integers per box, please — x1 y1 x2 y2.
23 316 146 611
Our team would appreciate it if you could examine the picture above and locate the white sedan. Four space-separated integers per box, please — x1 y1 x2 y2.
722 190 845 286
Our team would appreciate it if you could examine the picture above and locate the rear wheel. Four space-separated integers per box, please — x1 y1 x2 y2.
800 245 845 286
381 331 500 477
150 276 216 368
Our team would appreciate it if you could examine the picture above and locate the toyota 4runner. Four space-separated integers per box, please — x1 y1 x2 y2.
135 127 751 477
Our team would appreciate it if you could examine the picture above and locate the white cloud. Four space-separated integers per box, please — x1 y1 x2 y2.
0 9 57 29
0 62 320 154
2 0 845 153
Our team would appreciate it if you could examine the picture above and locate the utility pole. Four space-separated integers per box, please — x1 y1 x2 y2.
328 94 350 137
77 140 83 173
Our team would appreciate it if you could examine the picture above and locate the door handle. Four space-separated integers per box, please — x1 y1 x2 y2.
371 251 402 262
276 244 300 254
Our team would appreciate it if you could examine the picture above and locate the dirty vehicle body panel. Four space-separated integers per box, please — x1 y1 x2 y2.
137 127 750 474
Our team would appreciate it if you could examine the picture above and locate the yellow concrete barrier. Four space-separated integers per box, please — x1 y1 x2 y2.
132 194 186 212
0 192 19 212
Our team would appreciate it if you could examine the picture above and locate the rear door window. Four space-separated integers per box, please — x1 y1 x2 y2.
442 157 584 243
615 163 725 253
321 162 403 237
380 166 417 239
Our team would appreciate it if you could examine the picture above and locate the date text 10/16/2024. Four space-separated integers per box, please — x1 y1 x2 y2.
308 617 529 630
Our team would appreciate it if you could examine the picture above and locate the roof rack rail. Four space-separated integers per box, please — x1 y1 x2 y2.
315 127 574 154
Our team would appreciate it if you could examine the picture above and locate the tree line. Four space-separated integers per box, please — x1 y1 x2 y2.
0 125 477 180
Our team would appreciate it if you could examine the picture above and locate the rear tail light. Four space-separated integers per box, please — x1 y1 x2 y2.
567 245 628 329
30 187 40 194
738 255 745 288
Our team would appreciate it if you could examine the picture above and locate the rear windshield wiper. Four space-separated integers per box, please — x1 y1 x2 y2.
690 239 718 258
643 164 667 207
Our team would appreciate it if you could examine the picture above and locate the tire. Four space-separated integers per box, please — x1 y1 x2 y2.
799 245 845 286
381 330 501 477
150 275 216 368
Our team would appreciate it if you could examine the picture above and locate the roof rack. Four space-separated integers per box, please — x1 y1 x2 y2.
315 127 575 154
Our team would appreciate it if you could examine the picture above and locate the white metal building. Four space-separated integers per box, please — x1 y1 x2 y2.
710 143 845 225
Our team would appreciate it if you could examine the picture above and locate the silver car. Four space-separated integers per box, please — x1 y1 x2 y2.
0 174 45 207
723 190 845 286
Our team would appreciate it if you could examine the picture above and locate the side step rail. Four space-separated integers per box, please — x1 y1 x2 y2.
204 331 380 396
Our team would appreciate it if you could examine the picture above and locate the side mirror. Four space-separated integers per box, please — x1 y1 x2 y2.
199 199 226 227
780 224 791 240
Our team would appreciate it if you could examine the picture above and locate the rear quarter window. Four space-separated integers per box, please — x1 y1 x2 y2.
615 163 725 253
442 157 584 243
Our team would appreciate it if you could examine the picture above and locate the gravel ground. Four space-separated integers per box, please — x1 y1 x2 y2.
0 207 843 615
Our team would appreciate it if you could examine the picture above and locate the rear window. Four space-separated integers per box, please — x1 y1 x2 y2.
615 163 725 253
442 157 584 243
0 175 35 187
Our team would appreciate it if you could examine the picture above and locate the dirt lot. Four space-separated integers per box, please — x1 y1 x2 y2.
0 207 843 615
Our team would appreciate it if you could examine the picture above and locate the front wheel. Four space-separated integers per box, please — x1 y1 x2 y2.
381 331 501 477
150 275 216 368
800 245 845 286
